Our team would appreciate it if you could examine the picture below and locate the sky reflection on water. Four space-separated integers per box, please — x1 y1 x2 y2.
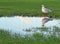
0 16 60 36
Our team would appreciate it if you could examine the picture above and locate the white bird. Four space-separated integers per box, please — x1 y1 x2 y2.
42 5 52 14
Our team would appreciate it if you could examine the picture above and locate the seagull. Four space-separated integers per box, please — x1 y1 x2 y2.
42 5 52 16
42 5 52 13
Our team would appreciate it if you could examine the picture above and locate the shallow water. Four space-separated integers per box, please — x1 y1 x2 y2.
0 16 60 36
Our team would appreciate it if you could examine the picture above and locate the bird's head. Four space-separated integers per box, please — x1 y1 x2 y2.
42 5 44 7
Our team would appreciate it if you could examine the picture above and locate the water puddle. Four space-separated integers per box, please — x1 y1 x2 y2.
0 16 60 36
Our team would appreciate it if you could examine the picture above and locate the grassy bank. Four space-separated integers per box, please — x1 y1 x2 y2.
0 0 60 18
0 29 60 44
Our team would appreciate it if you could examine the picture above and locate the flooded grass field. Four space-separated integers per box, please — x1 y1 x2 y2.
0 16 60 37
0 0 60 44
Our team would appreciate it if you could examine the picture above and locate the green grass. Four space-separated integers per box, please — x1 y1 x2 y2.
0 29 60 44
0 0 60 18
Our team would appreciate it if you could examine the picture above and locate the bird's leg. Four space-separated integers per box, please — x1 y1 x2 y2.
43 13 48 17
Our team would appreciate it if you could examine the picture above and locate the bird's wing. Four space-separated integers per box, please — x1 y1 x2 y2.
46 8 52 12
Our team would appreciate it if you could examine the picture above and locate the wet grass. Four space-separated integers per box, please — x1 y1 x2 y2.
32 27 48 32
0 29 60 44
0 0 60 18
